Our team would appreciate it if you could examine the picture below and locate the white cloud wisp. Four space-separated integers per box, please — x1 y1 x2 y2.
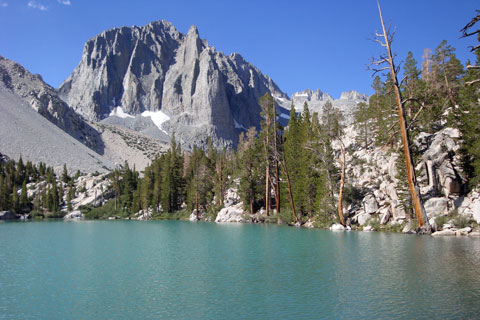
28 1 48 11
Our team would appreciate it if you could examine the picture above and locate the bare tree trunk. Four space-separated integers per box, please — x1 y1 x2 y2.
337 140 346 226
377 1 430 231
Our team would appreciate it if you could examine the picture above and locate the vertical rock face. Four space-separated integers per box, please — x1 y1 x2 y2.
59 20 287 149
0 56 104 153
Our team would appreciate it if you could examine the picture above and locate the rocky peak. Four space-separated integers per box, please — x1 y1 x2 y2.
291 89 334 103
339 90 368 101
187 25 199 37
59 20 287 150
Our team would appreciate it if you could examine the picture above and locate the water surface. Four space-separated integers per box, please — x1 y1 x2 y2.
1 220 479 319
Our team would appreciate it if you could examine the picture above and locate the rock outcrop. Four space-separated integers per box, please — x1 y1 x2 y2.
215 203 246 223
340 125 471 232
0 56 104 153
59 20 288 150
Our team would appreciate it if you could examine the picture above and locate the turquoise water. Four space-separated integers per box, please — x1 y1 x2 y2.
1 220 480 319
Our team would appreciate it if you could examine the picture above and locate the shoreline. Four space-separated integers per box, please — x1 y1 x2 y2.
5 214 480 237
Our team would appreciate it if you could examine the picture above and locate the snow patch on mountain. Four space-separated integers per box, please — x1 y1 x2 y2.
141 110 170 134
109 106 134 119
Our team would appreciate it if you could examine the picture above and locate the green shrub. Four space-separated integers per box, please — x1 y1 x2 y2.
278 208 294 224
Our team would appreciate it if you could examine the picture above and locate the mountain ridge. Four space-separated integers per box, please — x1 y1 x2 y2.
58 20 291 149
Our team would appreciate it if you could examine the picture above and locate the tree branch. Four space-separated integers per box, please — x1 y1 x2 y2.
466 79 480 86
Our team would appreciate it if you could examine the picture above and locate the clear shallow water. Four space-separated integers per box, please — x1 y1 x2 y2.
0 221 479 319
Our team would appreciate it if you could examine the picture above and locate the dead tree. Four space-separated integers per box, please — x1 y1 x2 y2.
460 10 480 86
373 1 430 232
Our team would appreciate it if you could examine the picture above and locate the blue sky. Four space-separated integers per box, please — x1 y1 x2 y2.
0 0 478 98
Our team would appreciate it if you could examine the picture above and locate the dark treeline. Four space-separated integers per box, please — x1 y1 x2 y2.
0 157 76 217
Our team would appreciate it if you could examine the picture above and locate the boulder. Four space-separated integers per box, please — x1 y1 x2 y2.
456 227 472 236
374 189 386 201
63 210 84 219
188 209 205 222
357 213 371 226
442 223 453 229
223 187 240 207
215 203 245 223
363 225 374 232
135 208 153 220
330 223 346 231
402 220 416 234
303 220 315 229
189 212 199 222
424 197 448 218
469 231 480 236
362 194 378 214
438 163 461 196
390 200 407 221
473 200 480 224
432 229 456 236
379 207 391 225
0 211 16 220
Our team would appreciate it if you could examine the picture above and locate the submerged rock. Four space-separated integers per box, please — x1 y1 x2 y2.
432 229 457 236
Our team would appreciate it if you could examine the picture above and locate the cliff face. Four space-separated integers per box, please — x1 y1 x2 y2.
59 20 287 149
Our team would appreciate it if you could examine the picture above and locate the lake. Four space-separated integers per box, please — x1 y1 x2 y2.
1 220 479 319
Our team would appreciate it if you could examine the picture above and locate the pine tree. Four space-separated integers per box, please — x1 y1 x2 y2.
453 33 480 186
20 179 28 211
238 127 261 214
353 102 372 149
62 164 70 183
432 40 464 109
11 183 18 213
67 186 73 212
151 158 162 213
259 92 276 216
